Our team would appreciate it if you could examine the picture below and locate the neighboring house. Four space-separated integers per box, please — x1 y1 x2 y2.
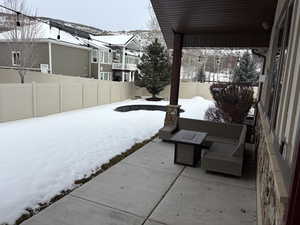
0 22 93 77
91 34 141 82
0 22 141 82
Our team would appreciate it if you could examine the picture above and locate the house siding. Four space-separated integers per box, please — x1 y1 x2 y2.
100 63 113 73
257 0 300 225
91 63 98 78
0 42 49 69
51 43 90 77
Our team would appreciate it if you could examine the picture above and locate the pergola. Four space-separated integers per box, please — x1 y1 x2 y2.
151 1 300 225
150 0 277 105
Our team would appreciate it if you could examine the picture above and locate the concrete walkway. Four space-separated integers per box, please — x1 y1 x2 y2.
22 139 256 225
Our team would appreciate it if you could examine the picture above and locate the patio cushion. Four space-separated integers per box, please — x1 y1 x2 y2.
205 136 237 145
202 143 244 177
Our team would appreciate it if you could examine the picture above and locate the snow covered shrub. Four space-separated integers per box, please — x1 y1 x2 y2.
207 83 254 123
204 106 224 122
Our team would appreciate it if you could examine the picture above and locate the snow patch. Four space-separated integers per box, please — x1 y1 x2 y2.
0 97 213 224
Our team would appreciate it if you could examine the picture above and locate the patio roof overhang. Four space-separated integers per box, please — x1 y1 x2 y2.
150 0 278 49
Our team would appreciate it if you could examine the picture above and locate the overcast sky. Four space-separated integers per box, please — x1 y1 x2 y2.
25 0 151 31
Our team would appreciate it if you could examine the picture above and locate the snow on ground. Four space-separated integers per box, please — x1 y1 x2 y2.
0 97 213 224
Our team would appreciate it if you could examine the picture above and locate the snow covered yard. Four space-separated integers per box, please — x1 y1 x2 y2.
0 97 213 224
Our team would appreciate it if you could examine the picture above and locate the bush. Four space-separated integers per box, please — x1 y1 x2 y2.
204 107 224 122
207 83 254 123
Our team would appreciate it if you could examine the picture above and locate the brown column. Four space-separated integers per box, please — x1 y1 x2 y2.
158 33 183 141
170 32 183 105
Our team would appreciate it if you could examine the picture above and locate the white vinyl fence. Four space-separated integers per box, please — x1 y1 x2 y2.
0 81 133 122
0 69 215 122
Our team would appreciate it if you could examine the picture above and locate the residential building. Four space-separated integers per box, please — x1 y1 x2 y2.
0 22 95 77
91 34 141 82
0 22 141 82
151 0 300 224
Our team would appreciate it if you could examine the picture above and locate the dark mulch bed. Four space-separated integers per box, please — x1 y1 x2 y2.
115 104 185 113
145 97 164 101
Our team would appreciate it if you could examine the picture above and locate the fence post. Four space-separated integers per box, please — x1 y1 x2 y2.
32 82 37 117
82 83 85 108
59 83 63 112
97 82 100 105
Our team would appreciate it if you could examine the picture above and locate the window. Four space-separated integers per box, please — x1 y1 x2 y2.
100 72 111 80
91 49 98 63
12 51 21 66
266 3 294 130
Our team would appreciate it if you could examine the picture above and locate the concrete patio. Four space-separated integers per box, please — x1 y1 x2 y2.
22 139 256 225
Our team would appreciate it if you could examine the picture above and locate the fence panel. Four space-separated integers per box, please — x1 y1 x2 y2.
61 83 83 112
83 83 98 108
36 83 60 117
0 84 33 122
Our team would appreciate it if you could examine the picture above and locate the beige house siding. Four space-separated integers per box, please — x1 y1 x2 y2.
257 0 300 225
0 42 49 69
51 43 90 77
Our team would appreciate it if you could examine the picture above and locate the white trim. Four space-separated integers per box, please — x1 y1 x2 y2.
97 50 101 79
122 46 126 82
48 39 91 50
48 42 53 74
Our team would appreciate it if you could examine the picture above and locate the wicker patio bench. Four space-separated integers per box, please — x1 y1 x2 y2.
160 118 247 176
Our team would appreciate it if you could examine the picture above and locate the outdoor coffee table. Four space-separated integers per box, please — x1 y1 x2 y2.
170 129 208 167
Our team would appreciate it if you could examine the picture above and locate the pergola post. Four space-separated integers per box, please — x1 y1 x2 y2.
158 32 183 141
170 32 183 105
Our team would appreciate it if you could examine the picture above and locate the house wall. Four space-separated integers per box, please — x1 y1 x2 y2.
101 64 113 73
257 0 300 225
51 43 90 77
0 42 49 69
91 64 98 78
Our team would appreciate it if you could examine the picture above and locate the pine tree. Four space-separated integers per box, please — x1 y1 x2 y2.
196 66 206 82
233 52 258 83
135 39 171 100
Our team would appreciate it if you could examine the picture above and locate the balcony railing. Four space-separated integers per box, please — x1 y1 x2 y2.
112 63 137 71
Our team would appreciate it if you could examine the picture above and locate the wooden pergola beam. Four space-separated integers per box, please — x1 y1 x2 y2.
170 32 183 105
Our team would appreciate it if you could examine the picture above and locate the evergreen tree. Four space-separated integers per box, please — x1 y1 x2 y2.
135 39 171 100
196 66 206 82
233 52 259 83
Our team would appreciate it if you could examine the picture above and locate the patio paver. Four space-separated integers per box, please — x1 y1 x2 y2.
22 195 144 225
182 164 256 190
144 219 167 225
149 175 256 225
71 161 181 217
122 140 183 174
22 139 256 225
